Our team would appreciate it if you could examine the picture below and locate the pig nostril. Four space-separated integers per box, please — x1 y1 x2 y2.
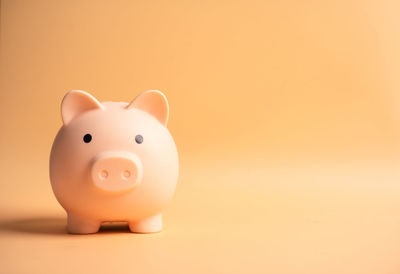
122 170 131 180
99 170 109 180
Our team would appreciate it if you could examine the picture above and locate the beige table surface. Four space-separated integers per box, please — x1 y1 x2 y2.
2 159 400 274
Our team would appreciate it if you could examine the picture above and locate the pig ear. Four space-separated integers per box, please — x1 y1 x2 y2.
61 90 104 125
126 90 169 126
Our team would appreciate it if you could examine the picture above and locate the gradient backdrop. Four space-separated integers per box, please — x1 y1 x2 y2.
2 0 400 273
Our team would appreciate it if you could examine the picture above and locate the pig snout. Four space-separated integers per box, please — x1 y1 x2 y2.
91 151 143 192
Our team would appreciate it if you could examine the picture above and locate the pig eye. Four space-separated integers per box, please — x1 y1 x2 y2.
83 134 92 143
135 135 143 144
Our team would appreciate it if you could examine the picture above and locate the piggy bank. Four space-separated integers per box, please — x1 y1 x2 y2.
49 90 179 234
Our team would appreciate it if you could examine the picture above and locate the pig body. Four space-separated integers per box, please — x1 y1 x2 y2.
50 90 179 234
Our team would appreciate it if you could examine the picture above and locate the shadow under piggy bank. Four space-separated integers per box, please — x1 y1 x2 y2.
0 217 132 235
0 217 67 235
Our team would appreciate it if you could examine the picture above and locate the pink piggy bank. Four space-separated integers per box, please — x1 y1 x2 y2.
49 90 179 234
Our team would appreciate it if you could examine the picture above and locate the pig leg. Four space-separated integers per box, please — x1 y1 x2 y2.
67 213 100 234
128 213 162 233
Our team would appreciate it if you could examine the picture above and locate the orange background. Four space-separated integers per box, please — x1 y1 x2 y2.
1 0 400 273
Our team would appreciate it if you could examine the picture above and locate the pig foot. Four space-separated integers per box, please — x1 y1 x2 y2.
129 213 162 233
67 213 100 234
